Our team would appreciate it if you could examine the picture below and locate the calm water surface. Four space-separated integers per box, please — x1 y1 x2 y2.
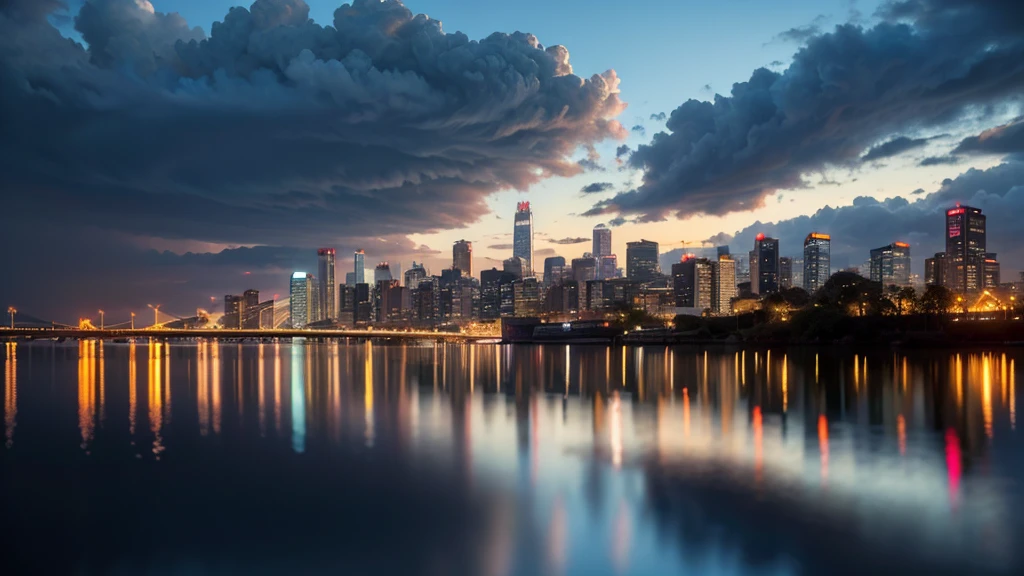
1 340 1022 575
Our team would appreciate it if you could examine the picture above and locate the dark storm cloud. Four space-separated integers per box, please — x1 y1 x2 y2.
631 124 646 136
920 155 960 166
586 0 1024 222
581 182 613 194
548 236 588 245
577 158 607 172
711 159 1024 275
650 112 666 121
952 119 1024 156
861 136 931 161
615 144 631 158
0 0 627 248
773 18 824 44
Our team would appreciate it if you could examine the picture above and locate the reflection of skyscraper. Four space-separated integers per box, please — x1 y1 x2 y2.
289 272 313 328
593 224 612 259
750 234 780 295
945 204 986 293
626 240 659 283
317 248 336 321
803 233 831 293
354 250 365 285
453 240 473 278
513 202 534 276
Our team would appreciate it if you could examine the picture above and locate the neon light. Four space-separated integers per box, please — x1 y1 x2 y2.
292 272 307 279
894 242 910 248
756 233 765 241
808 232 831 241
947 208 965 216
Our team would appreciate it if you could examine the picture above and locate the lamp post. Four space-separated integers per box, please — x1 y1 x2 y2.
6 307 15 329
98 310 105 330
147 304 161 328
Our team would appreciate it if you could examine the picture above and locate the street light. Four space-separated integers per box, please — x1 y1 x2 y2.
147 304 161 328
6 307 15 329
130 312 136 330
98 309 105 330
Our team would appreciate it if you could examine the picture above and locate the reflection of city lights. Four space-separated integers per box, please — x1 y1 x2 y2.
611 500 631 574
752 406 763 484
78 340 95 449
610 392 623 469
197 341 209 436
682 388 690 439
274 343 282 435
564 345 570 397
364 342 374 448
128 341 137 438
955 354 963 407
782 354 788 413
292 343 306 453
212 341 221 434
4 343 16 447
1011 359 1016 431
897 414 906 456
854 354 859 389
946 428 961 509
983 354 993 439
818 415 829 483
148 341 164 457
258 343 266 437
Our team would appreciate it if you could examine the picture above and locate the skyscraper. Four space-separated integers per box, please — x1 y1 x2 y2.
712 254 736 314
453 240 473 278
803 233 831 293
593 224 612 259
671 255 712 312
984 253 1000 289
404 261 427 288
599 255 618 280
374 262 393 285
503 256 525 280
749 234 780 295
870 242 912 287
779 257 793 290
513 202 534 276
242 289 260 329
223 294 243 329
945 204 986 294
626 240 660 283
353 250 365 285
289 272 312 328
543 256 566 286
572 255 598 284
317 248 336 321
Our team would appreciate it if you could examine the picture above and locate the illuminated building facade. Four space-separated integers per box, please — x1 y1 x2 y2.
353 250 365 285
749 234 780 295
317 248 336 321
945 204 986 293
289 272 312 328
712 254 736 314
513 202 534 276
803 232 831 293
453 240 473 278
626 239 660 283
870 242 912 287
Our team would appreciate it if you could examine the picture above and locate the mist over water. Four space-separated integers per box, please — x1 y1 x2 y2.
1 340 1021 575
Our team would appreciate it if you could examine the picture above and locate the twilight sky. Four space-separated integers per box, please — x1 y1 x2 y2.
1 0 1022 322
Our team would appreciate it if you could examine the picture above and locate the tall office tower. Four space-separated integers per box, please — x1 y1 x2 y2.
481 268 515 320
223 294 243 329
289 272 312 328
671 255 712 312
241 289 260 329
377 280 403 322
503 256 525 280
593 224 612 259
749 234 780 295
374 262 393 285
984 253 1000 288
404 261 427 288
513 201 534 276
452 239 473 278
870 242 912 287
572 255 598 284
309 277 322 323
803 232 831 293
626 239 660 283
345 272 356 287
779 257 793 290
711 254 736 315
945 204 986 294
339 284 355 323
353 283 373 324
599 255 618 280
791 258 804 291
543 256 566 286
317 248 336 321
353 250 366 285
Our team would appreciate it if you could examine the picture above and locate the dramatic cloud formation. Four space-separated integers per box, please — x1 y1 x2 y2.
548 236 588 245
710 158 1024 275
650 112 666 121
953 118 1024 156
773 16 826 44
861 136 931 161
586 0 1024 222
0 0 627 318
581 182 613 194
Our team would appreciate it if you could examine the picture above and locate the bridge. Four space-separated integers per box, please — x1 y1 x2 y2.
0 327 497 344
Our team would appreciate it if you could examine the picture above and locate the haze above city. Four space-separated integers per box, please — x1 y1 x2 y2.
1 0 1022 322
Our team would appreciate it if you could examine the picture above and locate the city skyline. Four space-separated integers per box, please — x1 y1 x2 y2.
2 0 1023 321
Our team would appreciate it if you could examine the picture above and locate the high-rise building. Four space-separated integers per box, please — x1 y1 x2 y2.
984 253 1000 288
791 258 804 291
543 256 566 286
317 248 336 321
404 261 427 288
354 283 373 324
945 204 986 294
870 242 912 287
289 272 313 328
803 232 831 293
345 271 356 287
671 255 712 313
513 278 542 317
339 284 355 323
453 240 473 278
599 255 618 281
503 256 525 280
480 268 515 320
353 250 366 285
374 262 393 285
377 280 403 322
513 201 534 276
223 294 243 329
779 257 793 290
593 224 612 259
749 234 780 295
572 255 598 284
712 254 736 315
626 240 660 283
309 277 322 323
241 289 260 329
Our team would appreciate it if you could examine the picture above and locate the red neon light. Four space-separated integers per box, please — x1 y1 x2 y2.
947 208 965 216
756 233 765 241
517 201 531 212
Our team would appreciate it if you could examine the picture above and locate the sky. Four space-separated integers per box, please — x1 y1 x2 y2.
1 0 1022 323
